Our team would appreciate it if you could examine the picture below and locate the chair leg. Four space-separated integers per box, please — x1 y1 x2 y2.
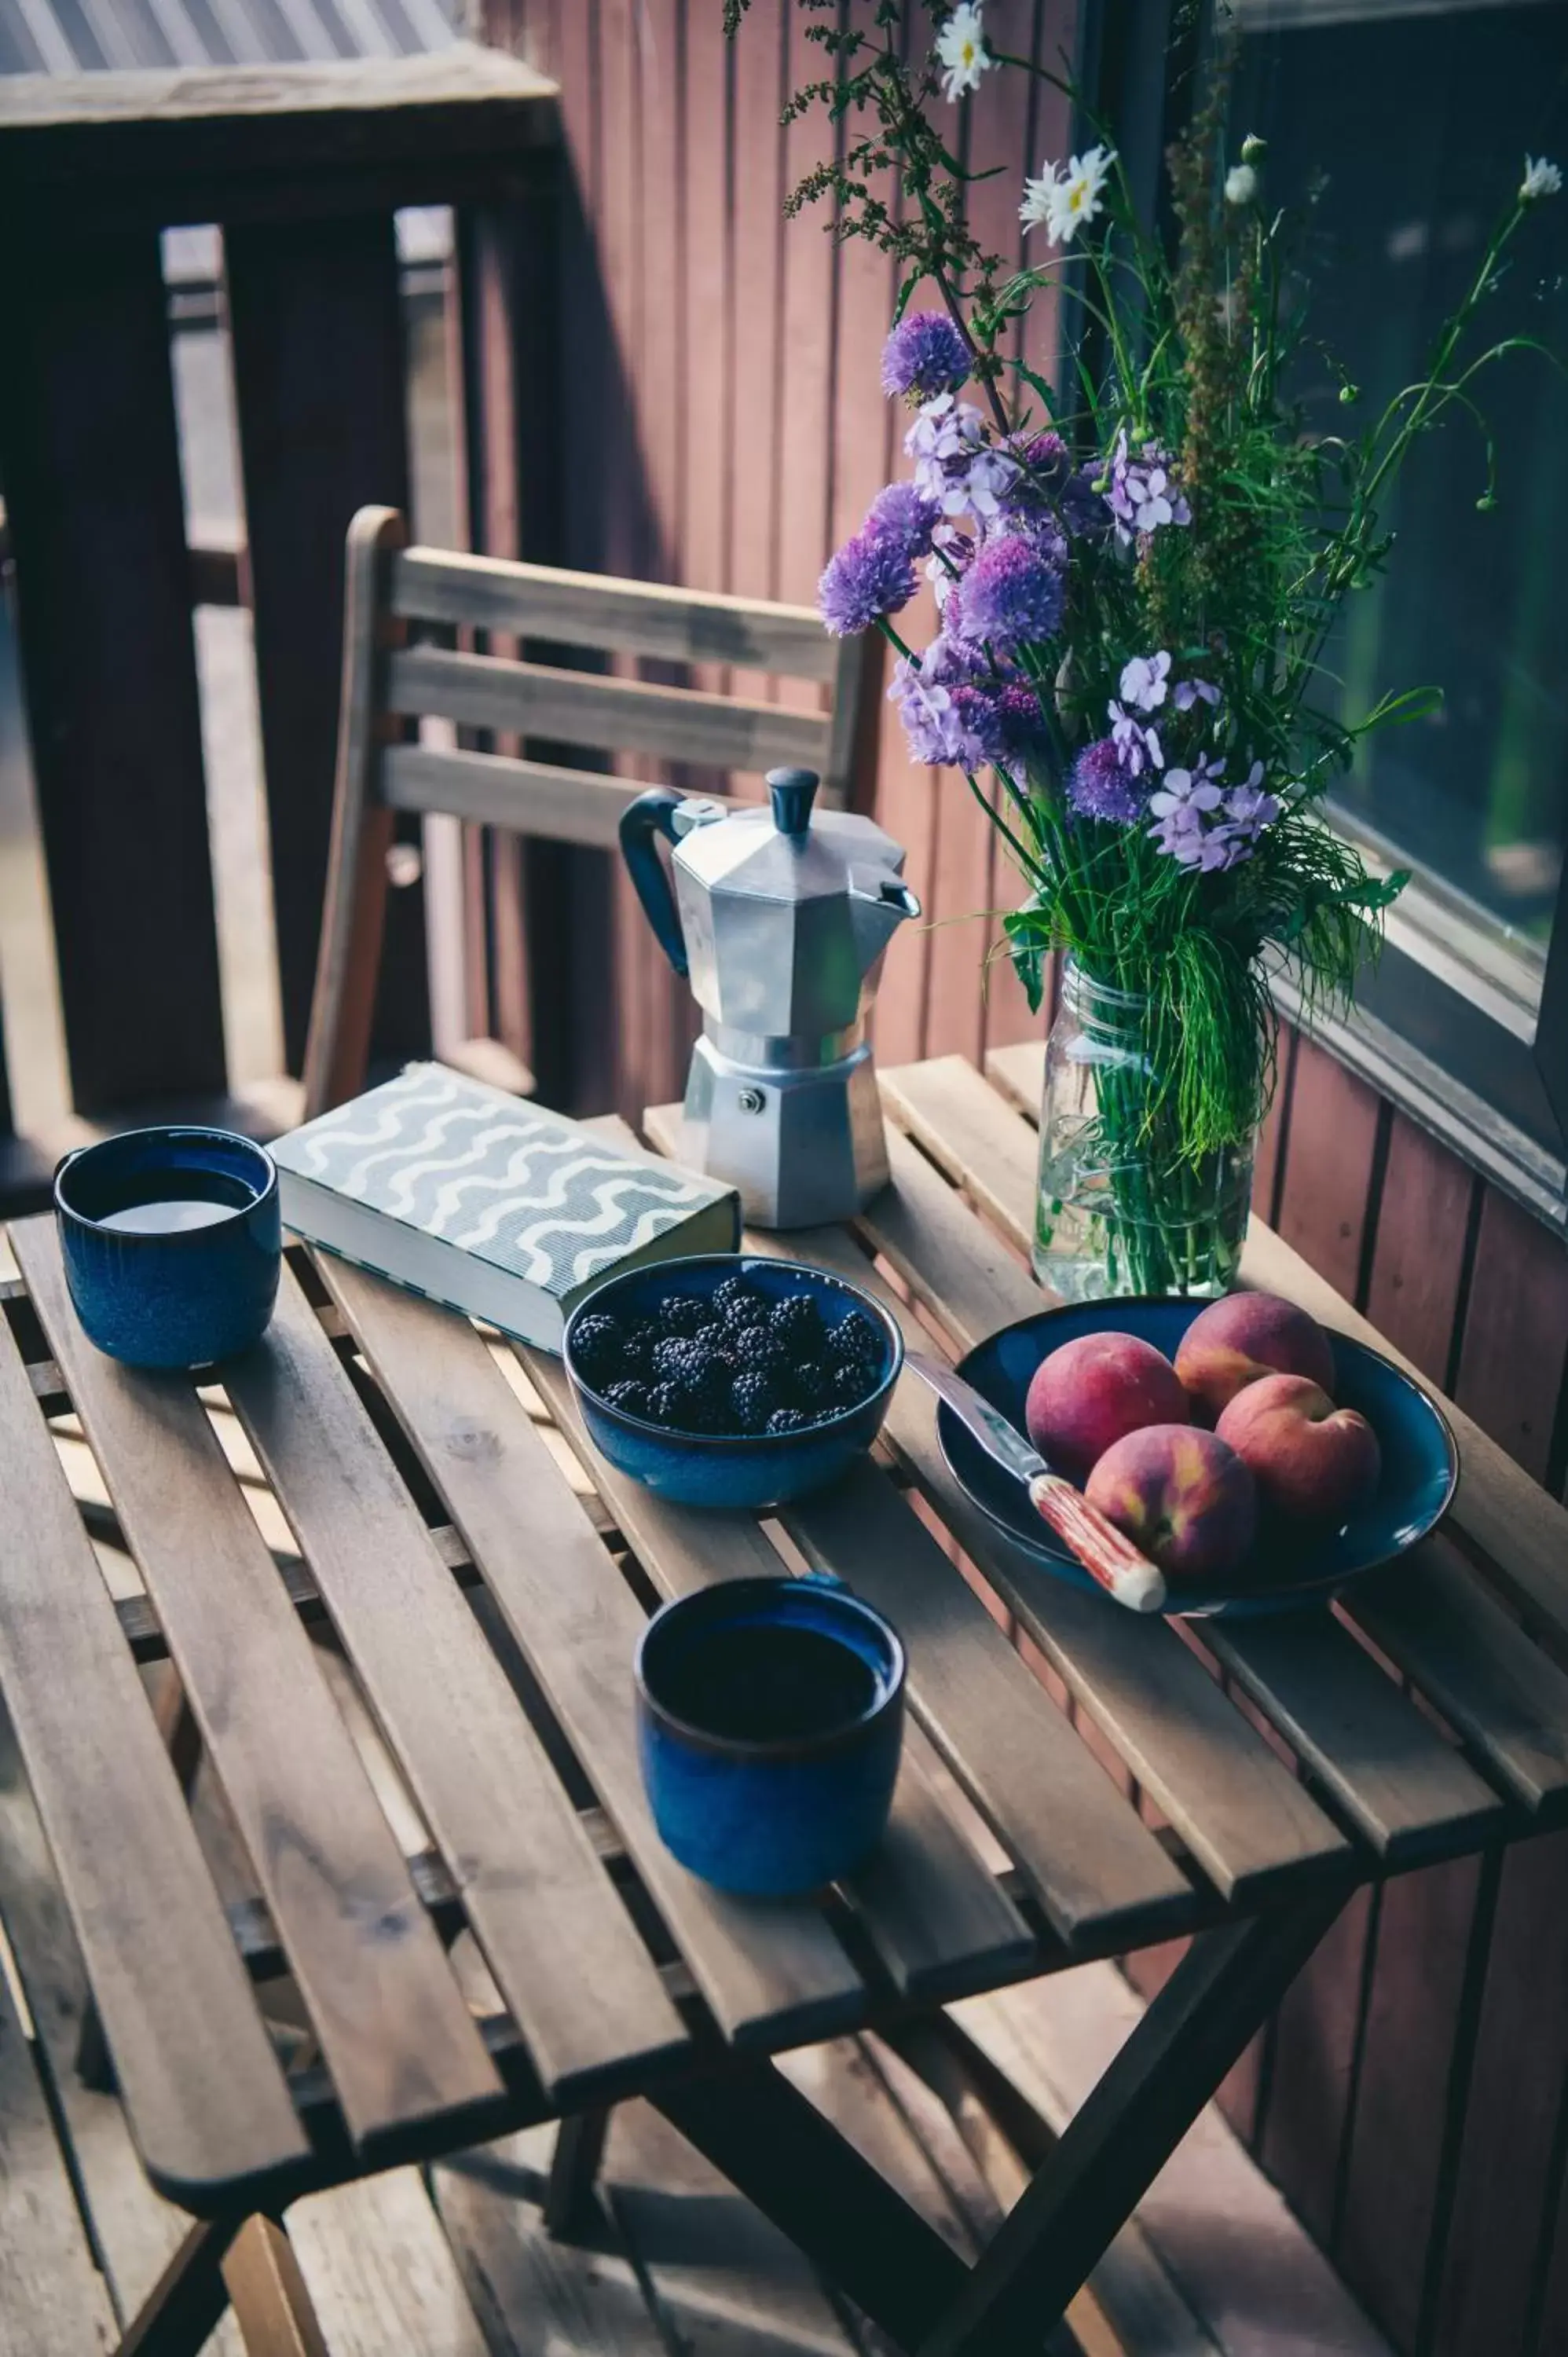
222 2216 332 2357
544 2106 611 2238
78 1669 200 2092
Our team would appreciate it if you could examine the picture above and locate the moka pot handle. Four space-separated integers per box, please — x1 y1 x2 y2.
618 787 690 977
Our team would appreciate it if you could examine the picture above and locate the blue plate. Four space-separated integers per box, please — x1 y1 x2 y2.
940 1299 1458 1617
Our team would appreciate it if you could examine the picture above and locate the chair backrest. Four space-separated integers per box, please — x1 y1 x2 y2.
302 506 870 1118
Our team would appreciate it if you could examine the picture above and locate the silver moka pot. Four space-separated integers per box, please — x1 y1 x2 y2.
620 768 921 1227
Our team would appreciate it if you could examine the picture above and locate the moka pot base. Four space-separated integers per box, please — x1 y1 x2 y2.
681 1027 889 1229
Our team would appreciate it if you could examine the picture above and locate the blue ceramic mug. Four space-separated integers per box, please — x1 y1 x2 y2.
55 1126 282 1370
636 1574 906 1897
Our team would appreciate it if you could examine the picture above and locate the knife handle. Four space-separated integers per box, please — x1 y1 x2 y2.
1025 1473 1167 1615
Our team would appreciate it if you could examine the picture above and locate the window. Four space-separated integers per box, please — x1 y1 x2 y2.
1087 0 1568 1218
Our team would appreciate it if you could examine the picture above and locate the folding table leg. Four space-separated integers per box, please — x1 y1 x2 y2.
113 2216 245 2357
656 1889 1346 2357
544 2105 611 2238
918 1887 1350 2357
222 2215 332 2357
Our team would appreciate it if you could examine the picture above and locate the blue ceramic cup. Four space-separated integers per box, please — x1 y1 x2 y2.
54 1126 282 1370
636 1574 906 1897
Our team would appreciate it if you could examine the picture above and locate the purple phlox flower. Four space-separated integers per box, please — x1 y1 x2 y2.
817 527 918 637
1067 735 1145 824
881 310 971 402
1119 651 1171 713
886 636 990 769
1149 753 1226 819
1217 761 1281 864
906 396 1021 524
1173 676 1222 713
1108 700 1164 776
1105 429 1192 548
955 532 1064 653
864 479 941 559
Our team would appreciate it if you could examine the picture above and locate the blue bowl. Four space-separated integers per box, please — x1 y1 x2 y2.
636 1574 906 1894
55 1126 282 1371
563 1254 903 1509
940 1298 1458 1618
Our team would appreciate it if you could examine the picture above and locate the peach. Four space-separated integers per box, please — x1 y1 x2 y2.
1174 1292 1335 1420
1085 1424 1258 1582
1025 1332 1189 1483
1216 1373 1381 1523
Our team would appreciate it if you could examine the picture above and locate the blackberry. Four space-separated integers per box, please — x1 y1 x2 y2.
768 1293 826 1351
651 1335 726 1395
571 1312 623 1385
604 1379 654 1419
644 1382 681 1425
786 1358 833 1408
766 1406 812 1435
730 1370 782 1433
826 1312 881 1370
691 1321 735 1362
713 1275 768 1327
824 1358 872 1406
731 1324 787 1373
655 1292 710 1337
663 1379 724 1432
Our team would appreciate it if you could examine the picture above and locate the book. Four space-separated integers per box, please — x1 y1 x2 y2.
272 1064 741 1351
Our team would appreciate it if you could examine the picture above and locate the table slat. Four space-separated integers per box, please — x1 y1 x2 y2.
1350 1542 1568 1816
12 1219 500 2148
313 1253 869 2047
1207 1612 1506 1863
636 1110 1199 1944
881 1058 1039 1261
523 1345 1043 1989
0 1309 307 2205
985 1039 1568 1663
222 1265 687 2100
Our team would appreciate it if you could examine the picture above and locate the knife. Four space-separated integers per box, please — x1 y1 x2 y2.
906 1351 1168 1615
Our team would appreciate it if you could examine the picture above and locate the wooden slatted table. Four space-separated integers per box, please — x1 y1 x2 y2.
3 1050 1566 2355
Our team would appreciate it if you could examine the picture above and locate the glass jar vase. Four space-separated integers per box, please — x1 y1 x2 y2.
1032 960 1255 1302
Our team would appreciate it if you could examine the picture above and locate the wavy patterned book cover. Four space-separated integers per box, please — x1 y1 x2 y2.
273 1065 741 1350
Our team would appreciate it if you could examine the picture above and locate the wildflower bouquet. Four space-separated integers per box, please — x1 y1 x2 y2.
727 0 1560 1298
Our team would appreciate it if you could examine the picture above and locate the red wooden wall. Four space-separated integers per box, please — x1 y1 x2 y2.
474 9 1568 2352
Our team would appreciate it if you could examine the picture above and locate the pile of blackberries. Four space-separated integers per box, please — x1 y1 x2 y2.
572 1273 885 1437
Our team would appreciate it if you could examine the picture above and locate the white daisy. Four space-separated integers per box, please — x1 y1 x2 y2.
935 4 991 104
1021 145 1116 246
1521 156 1563 203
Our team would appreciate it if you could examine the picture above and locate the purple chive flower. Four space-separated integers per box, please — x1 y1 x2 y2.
998 431 1109 541
955 533 1064 652
1105 430 1192 547
1119 651 1171 713
1108 700 1164 776
881 310 972 401
948 680 1050 771
817 527 918 637
1068 735 1145 823
864 480 942 559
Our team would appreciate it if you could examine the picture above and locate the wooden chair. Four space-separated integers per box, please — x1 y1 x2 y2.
302 505 870 1120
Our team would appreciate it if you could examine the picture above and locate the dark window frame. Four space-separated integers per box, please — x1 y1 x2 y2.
1072 0 1568 1226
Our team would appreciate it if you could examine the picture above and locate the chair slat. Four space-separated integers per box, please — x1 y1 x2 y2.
0 1304 306 2208
391 546 837 680
312 1252 869 2047
388 645 832 774
11 1219 500 2150
383 742 672 848
220 1265 687 2102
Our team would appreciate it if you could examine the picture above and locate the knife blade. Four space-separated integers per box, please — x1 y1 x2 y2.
906 1351 1167 1615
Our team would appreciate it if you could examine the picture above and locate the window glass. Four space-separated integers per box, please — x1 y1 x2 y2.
1234 0 1568 955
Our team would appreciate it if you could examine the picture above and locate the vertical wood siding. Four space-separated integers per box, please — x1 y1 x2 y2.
476 13 1568 2353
